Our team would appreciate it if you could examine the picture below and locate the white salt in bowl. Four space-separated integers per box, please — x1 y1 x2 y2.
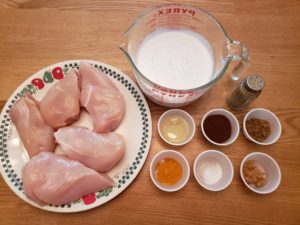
201 108 240 146
158 109 195 146
243 108 281 145
150 150 190 192
240 152 281 194
193 150 234 191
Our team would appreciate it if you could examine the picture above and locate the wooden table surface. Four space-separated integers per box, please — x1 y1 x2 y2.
0 0 299 224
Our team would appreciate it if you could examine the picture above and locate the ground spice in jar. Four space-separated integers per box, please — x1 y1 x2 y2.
246 118 271 142
243 160 267 188
203 115 232 143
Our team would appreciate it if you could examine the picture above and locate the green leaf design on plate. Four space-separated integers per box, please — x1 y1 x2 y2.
73 199 82 205
63 67 69 75
26 84 38 94
96 187 113 199
96 193 101 199
43 71 54 83
16 84 38 97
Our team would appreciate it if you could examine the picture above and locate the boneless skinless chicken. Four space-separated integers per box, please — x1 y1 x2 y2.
22 152 114 206
10 62 127 206
9 94 56 158
54 126 125 173
79 62 126 133
39 69 80 130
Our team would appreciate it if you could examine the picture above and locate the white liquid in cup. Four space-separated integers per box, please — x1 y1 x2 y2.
136 29 215 90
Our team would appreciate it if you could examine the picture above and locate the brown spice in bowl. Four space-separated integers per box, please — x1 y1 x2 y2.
246 118 271 142
242 160 267 188
203 114 231 143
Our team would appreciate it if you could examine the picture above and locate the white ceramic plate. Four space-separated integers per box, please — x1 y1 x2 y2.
0 60 152 212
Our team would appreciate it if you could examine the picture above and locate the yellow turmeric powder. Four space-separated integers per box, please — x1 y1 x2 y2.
155 158 183 185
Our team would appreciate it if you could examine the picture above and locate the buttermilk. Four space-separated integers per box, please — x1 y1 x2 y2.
136 29 215 90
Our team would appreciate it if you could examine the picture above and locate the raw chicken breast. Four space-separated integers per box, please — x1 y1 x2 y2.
79 62 125 133
39 69 80 129
9 94 55 158
54 126 125 173
23 152 114 206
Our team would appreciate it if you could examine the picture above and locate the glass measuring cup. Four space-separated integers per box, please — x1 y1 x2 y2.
119 4 250 107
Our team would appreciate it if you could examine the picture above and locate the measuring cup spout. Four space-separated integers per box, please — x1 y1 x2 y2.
118 33 130 55
119 32 137 69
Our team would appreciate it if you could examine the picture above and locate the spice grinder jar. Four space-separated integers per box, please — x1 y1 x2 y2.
227 74 264 111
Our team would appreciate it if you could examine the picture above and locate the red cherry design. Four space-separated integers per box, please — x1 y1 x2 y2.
52 67 64 80
82 193 96 205
31 78 44 89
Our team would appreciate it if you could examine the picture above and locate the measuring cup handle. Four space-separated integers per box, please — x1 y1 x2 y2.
225 40 250 80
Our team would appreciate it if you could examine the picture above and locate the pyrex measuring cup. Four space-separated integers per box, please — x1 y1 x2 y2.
119 4 249 107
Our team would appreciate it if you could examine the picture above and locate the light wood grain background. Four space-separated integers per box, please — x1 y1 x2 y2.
0 0 299 225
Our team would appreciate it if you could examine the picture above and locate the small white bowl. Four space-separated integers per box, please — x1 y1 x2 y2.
243 108 281 145
150 150 190 192
240 152 281 194
158 109 195 146
201 108 240 146
193 150 234 192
